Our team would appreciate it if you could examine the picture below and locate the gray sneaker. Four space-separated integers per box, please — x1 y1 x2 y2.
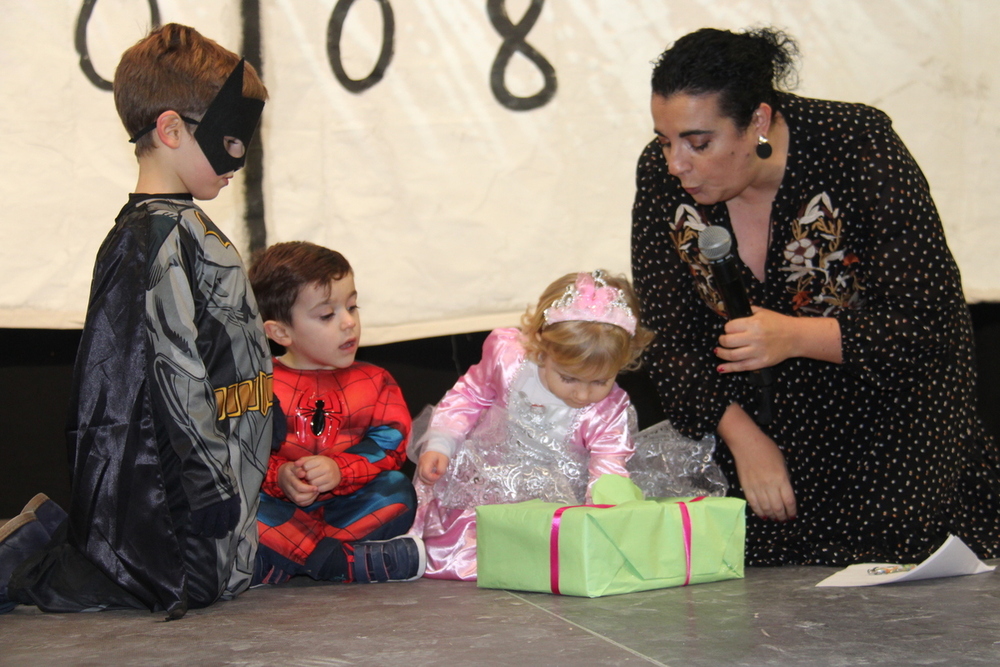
352 535 426 583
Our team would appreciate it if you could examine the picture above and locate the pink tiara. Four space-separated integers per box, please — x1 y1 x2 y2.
542 270 637 335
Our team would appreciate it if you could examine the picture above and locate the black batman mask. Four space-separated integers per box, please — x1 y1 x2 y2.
129 59 264 175
192 59 265 175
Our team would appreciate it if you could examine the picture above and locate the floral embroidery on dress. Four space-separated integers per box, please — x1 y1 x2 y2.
781 193 865 315
669 193 865 319
670 204 726 317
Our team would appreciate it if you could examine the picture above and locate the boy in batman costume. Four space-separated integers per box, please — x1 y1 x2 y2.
1 24 272 619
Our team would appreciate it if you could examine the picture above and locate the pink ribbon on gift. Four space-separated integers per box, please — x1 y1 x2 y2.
549 497 707 594
549 504 613 595
677 497 706 586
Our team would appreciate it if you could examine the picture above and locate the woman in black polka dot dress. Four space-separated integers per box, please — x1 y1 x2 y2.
631 27 1000 566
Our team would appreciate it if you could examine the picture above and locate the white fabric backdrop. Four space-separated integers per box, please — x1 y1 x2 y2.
2 0 998 344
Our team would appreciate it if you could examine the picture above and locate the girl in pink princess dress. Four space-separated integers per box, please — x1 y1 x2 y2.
408 270 655 580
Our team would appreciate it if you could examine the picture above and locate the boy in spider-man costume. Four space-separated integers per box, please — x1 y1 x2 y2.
248 241 424 584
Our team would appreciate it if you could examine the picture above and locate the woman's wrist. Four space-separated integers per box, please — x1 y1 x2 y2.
717 403 759 457
790 316 842 364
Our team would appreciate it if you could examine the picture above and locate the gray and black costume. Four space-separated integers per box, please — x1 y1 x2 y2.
11 194 272 616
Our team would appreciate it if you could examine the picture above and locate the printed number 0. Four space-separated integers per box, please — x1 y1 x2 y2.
75 0 161 91
487 0 557 111
327 0 395 93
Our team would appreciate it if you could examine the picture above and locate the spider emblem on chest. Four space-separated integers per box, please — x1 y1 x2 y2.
294 395 342 441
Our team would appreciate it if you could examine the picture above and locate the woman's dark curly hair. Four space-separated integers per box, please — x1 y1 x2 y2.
651 27 799 130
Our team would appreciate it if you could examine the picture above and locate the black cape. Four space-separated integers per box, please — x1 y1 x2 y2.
63 200 190 615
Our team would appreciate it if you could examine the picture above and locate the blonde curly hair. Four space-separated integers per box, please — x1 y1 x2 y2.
520 271 654 378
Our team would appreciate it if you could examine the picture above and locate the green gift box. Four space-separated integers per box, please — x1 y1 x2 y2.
476 474 745 597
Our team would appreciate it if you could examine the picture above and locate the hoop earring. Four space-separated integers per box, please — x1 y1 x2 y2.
756 135 772 159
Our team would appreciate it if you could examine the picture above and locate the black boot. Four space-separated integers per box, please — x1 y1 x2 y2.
0 512 50 613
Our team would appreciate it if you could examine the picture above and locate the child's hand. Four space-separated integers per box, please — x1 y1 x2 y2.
277 461 320 507
297 455 342 494
417 451 450 485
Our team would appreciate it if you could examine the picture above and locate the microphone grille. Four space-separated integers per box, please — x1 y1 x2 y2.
698 226 732 261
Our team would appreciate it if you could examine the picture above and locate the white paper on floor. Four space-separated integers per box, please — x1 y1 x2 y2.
815 535 995 587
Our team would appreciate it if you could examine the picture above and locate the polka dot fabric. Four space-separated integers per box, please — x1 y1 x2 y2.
631 93 1000 566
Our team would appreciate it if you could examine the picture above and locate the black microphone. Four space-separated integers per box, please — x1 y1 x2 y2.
698 225 774 425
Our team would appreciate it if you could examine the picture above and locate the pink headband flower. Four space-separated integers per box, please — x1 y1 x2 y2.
542 270 637 335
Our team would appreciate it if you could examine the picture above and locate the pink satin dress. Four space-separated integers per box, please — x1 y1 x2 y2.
408 328 634 580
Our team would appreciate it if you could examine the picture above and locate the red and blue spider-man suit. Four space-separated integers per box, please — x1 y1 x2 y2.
254 359 415 583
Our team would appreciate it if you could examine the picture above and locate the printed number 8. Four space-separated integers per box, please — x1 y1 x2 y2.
487 0 557 111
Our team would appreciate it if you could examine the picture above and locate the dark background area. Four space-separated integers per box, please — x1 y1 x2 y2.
3 302 999 518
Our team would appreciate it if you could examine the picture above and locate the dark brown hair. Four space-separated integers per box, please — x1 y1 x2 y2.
651 27 798 131
249 242 353 324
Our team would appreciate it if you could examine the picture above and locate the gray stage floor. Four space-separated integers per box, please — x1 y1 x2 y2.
2 562 998 666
